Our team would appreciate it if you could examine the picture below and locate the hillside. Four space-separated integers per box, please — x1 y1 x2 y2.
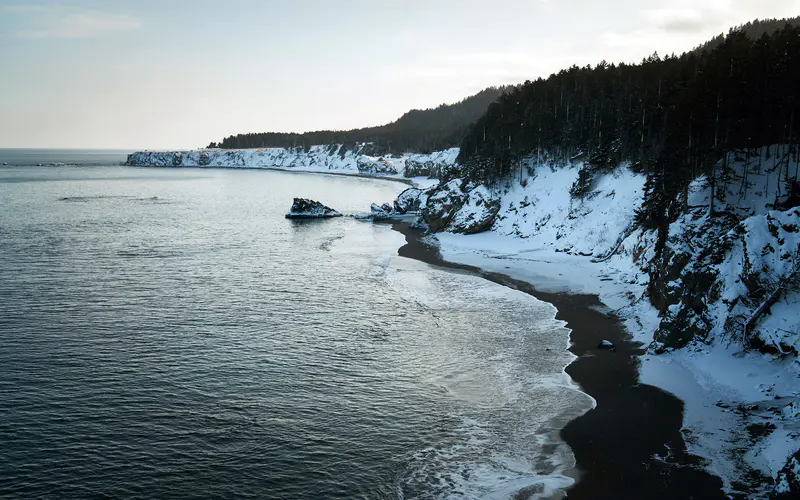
209 86 512 154
696 16 800 53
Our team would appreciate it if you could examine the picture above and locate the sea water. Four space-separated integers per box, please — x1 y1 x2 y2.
0 155 593 499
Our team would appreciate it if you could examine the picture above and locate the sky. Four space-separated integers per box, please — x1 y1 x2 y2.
0 0 798 149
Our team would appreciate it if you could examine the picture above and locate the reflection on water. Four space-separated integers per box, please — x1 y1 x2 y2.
0 164 592 499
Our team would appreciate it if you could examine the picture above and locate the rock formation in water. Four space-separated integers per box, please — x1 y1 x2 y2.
369 203 395 220
285 198 342 219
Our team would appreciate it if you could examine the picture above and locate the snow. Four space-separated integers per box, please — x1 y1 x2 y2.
422 151 800 497
125 146 458 189
488 162 645 257
640 343 800 495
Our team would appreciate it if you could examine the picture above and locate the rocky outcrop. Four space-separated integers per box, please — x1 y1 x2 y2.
356 157 398 175
370 203 395 220
404 158 434 177
285 198 342 219
411 181 501 234
650 207 800 352
774 451 800 498
448 186 501 234
421 179 469 233
393 188 425 214
404 149 461 179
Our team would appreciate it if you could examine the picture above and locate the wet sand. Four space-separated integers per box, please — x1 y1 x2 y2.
390 221 726 500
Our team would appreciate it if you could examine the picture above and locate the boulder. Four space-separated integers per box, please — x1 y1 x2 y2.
394 188 424 214
597 340 615 349
421 179 468 233
370 203 394 220
285 198 342 219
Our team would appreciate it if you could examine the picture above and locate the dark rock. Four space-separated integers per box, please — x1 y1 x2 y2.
370 203 394 220
773 451 800 498
356 157 398 175
198 151 210 166
598 340 615 349
404 157 463 180
421 179 468 233
285 198 342 219
404 158 434 178
394 188 424 214
449 186 502 235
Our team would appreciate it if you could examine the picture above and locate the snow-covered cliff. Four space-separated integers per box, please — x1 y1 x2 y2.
382 147 800 498
125 145 460 182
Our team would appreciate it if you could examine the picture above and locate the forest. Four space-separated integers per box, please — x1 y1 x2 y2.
457 18 800 228
209 86 511 154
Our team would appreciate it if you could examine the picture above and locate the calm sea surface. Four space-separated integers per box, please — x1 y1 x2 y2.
0 152 592 499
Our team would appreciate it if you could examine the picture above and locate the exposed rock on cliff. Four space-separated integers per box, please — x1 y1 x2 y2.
774 451 800 498
449 186 501 234
651 207 800 352
404 149 461 179
126 146 459 180
356 157 398 175
421 179 469 233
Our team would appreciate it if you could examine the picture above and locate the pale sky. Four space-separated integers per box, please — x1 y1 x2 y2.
1 0 798 149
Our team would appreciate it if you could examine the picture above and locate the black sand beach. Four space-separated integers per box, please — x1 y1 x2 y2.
390 221 726 500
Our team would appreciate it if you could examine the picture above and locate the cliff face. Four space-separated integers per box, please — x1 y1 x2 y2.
417 162 646 257
410 150 799 355
125 146 460 180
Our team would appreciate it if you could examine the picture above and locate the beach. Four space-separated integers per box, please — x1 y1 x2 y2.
390 221 727 499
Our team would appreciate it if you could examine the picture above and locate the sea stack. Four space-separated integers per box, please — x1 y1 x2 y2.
285 198 342 219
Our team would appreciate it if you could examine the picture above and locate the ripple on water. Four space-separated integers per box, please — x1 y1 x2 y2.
0 165 593 499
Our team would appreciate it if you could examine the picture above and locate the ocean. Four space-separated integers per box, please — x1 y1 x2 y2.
0 151 592 499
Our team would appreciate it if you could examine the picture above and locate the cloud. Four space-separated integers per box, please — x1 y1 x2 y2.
3 4 140 39
600 0 800 53
647 9 709 33
598 3 734 59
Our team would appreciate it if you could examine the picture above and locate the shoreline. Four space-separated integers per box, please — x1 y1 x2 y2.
127 164 424 187
388 221 726 499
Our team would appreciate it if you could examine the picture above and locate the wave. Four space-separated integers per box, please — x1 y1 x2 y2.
59 195 164 203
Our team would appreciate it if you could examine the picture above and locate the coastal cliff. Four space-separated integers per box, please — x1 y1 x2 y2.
381 147 800 497
125 145 459 180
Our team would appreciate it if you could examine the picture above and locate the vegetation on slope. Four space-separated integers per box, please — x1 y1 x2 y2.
209 86 513 154
457 19 800 231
